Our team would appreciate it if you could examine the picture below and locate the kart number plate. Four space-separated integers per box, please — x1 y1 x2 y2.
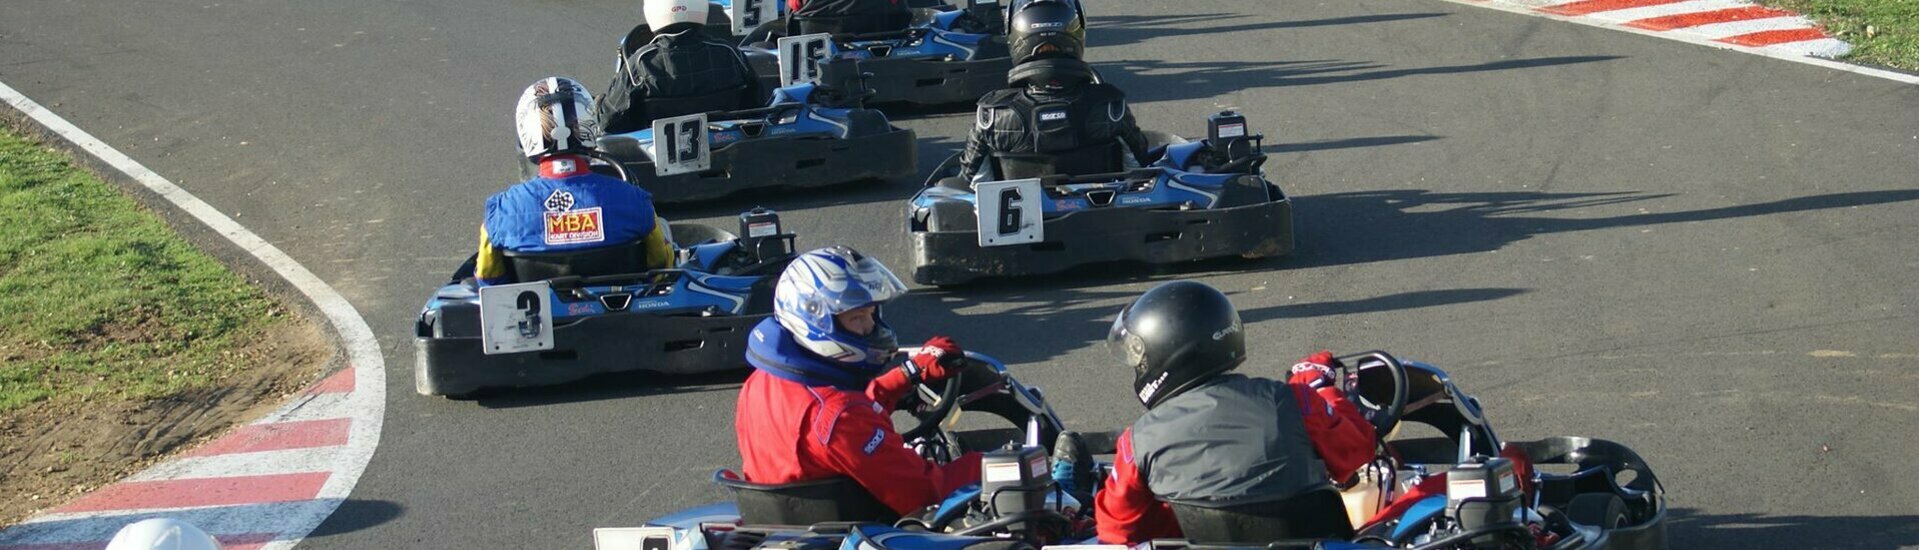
479 281 556 355
975 178 1044 247
778 33 833 87
730 0 779 38
651 113 711 177
593 526 676 550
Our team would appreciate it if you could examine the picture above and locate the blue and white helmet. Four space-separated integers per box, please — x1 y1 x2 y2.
774 246 910 369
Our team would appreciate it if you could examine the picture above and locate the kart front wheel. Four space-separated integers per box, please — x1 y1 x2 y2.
1567 493 1628 530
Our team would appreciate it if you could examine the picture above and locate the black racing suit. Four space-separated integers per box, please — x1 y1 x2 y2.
789 0 911 35
956 82 1153 182
597 25 763 135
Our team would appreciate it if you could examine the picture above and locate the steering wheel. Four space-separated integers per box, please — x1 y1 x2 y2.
1337 351 1409 438
898 369 964 450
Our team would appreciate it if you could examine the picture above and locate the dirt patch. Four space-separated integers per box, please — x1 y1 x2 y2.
0 314 335 524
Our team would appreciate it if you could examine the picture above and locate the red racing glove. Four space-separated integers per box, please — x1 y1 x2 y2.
1289 350 1341 389
905 336 965 385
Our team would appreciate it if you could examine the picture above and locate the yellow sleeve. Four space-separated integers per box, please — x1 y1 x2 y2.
643 216 674 268
475 224 511 285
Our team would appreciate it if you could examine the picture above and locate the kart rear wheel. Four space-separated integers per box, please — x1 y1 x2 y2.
1567 493 1628 530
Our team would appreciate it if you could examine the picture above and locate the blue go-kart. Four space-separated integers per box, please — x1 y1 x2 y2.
906 111 1294 286
592 351 1667 549
412 181 800 397
724 0 1014 107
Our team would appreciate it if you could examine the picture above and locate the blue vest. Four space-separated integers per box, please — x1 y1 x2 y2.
483 173 656 252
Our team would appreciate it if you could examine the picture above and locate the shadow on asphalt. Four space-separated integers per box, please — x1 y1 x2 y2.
1090 12 1451 48
470 369 750 409
1290 188 1919 268
1097 56 1625 103
655 134 963 220
308 499 406 538
893 282 1526 367
1666 508 1919 549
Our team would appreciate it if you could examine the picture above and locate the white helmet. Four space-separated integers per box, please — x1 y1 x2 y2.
645 0 711 32
514 77 601 160
104 518 224 550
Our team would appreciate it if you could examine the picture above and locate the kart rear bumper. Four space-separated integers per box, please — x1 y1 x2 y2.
413 304 760 397
826 56 1010 106
611 129 915 203
908 199 1293 286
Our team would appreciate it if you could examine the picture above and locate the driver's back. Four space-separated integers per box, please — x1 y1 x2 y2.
599 26 761 134
476 170 667 286
966 83 1147 181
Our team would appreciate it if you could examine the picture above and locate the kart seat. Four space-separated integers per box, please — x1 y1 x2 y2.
993 142 1124 180
1168 487 1355 544
713 469 899 525
502 241 655 283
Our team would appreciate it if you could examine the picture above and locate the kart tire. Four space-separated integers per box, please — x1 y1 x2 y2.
1566 493 1628 530
1214 174 1274 209
844 109 892 138
670 223 737 248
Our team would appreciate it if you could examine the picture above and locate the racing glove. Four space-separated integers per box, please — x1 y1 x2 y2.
1288 350 1342 389
903 336 965 385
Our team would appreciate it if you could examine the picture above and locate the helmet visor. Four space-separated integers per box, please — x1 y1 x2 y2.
826 256 909 315
1107 306 1145 369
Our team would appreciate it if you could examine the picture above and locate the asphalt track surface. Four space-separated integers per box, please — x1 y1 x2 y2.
5 0 1918 547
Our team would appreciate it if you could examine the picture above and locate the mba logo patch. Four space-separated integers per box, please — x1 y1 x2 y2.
862 428 886 455
544 207 606 245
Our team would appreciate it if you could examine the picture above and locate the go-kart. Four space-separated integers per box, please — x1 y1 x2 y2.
728 0 1012 107
592 351 1667 550
589 73 917 204
905 111 1294 286
411 190 801 397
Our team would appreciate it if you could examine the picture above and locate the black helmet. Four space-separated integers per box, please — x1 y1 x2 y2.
1108 281 1246 409
1008 0 1086 66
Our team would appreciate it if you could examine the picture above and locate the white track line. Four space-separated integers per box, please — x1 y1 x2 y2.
0 80 387 549
1438 0 1919 85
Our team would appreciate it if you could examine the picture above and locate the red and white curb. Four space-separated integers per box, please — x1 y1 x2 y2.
0 80 386 550
1443 0 1919 84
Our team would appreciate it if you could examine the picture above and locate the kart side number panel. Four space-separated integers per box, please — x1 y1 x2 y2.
777 33 833 87
478 281 556 355
651 113 712 177
975 178 1044 247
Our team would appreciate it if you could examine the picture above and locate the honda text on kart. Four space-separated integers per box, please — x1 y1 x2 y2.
907 111 1294 286
593 32 917 204
413 185 800 398
592 351 1666 550
725 0 1014 107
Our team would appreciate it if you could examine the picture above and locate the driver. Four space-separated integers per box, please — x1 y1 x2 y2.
733 246 980 514
1095 281 1378 544
596 0 763 135
956 0 1152 183
475 77 672 287
788 0 912 35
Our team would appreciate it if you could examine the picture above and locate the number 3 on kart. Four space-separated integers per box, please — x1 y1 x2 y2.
975 179 1043 247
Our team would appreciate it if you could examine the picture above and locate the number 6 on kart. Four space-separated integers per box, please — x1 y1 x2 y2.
777 33 833 88
974 178 1043 247
651 113 710 177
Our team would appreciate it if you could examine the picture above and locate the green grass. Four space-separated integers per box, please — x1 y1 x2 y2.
0 125 284 414
1757 0 1919 72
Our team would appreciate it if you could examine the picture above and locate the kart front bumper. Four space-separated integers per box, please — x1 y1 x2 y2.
611 129 915 203
414 304 761 397
908 199 1294 286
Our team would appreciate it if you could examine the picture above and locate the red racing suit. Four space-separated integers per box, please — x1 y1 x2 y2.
734 367 982 515
1095 369 1378 544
